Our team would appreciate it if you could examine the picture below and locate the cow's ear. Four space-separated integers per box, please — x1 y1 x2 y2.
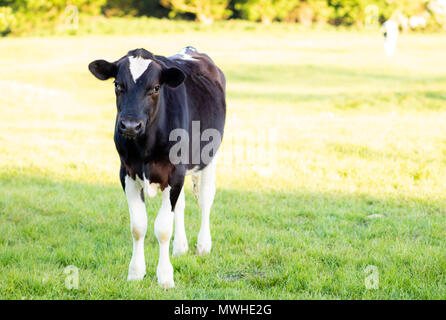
161 67 185 88
88 60 117 80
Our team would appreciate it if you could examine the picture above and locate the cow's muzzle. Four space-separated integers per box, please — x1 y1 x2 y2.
118 118 145 139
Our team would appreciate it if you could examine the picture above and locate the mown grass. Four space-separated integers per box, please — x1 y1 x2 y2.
0 21 445 299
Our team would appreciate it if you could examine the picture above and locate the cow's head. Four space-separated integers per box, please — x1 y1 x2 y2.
88 49 185 139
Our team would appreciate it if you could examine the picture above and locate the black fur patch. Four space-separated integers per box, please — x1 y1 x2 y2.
140 189 145 202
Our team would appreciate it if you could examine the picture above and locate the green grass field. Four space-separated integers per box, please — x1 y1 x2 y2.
0 21 445 299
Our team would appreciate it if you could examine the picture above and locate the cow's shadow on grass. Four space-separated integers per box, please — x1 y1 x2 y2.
0 172 444 299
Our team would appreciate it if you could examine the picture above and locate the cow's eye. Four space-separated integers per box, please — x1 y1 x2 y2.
148 85 160 96
114 82 123 93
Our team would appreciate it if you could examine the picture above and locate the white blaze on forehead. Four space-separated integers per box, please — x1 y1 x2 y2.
128 56 152 83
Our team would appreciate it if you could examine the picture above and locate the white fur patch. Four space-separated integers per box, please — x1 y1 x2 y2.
169 47 198 62
186 166 199 175
173 187 188 256
178 53 198 61
143 174 160 199
128 56 152 82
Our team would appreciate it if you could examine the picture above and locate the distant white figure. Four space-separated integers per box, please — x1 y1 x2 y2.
429 0 446 15
382 20 399 57
409 16 427 29
429 0 446 27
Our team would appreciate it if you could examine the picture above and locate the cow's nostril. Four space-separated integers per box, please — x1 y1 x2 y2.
119 119 144 137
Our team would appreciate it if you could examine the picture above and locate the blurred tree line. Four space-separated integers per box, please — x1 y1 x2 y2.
1 0 446 35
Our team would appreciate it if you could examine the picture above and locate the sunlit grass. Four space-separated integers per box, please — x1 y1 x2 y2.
0 23 445 299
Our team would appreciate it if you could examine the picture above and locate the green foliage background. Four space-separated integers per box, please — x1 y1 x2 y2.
0 1 443 36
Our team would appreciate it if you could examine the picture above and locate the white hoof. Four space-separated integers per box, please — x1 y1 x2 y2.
127 255 146 281
172 237 189 256
157 263 175 290
197 232 212 256
127 265 146 281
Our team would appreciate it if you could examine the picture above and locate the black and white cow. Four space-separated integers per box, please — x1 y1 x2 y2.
88 47 226 289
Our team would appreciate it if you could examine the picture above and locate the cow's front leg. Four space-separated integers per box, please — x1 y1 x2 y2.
124 175 147 281
154 172 184 289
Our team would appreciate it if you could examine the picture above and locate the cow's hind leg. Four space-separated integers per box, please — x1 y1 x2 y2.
197 156 217 256
172 186 188 256
124 175 147 281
